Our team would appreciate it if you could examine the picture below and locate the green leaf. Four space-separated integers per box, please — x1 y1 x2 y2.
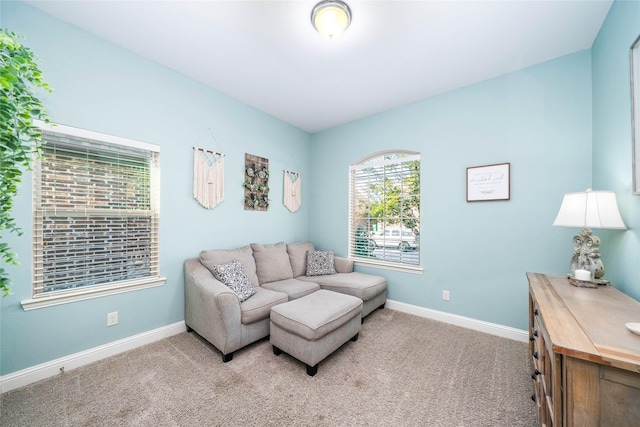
0 27 50 297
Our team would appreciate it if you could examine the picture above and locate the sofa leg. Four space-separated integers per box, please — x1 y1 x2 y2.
351 333 359 342
273 345 283 356
378 303 385 310
222 352 233 363
186 324 193 333
306 364 318 376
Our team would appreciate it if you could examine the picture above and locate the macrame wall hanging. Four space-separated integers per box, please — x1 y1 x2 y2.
283 170 301 213
244 153 269 211
193 147 225 209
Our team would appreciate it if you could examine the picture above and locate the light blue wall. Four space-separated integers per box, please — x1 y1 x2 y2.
310 51 593 330
3 0 623 378
592 0 640 301
1 2 311 375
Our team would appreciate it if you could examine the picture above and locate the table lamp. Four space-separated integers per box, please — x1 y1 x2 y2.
552 189 626 281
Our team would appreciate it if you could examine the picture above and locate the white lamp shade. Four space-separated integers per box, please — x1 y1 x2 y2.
312 1 351 40
553 190 626 229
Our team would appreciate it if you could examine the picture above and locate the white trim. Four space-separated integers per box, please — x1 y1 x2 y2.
350 153 421 171
22 276 167 311
385 299 528 343
33 119 160 152
352 149 420 167
354 259 423 274
1 321 186 393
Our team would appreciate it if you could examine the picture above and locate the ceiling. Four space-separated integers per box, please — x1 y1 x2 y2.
24 0 613 133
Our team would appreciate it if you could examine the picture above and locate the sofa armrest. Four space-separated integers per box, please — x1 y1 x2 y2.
334 256 354 273
184 258 242 354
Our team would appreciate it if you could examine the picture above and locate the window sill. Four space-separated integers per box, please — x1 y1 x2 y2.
352 258 423 274
21 276 167 311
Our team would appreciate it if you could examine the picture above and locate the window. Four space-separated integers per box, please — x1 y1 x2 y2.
349 151 420 271
24 121 164 310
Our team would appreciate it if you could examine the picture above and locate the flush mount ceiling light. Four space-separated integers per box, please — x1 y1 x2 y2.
311 0 352 40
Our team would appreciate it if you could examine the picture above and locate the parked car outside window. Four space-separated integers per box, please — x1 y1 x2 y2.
370 228 418 251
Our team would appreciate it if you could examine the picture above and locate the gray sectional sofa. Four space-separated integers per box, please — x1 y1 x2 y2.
184 241 387 362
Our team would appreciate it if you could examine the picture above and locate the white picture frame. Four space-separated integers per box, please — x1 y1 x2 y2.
631 34 640 195
466 162 510 202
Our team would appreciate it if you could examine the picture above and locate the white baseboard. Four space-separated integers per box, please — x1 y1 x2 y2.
1 321 186 394
385 299 528 343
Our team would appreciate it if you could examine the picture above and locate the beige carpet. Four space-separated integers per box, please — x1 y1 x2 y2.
1 309 536 426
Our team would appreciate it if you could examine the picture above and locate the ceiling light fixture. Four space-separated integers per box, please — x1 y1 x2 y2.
311 0 351 40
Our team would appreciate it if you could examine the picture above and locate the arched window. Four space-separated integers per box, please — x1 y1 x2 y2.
349 150 420 270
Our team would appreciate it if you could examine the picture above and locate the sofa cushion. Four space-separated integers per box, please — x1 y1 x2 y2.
287 241 315 277
334 256 354 274
298 272 387 302
240 287 288 325
251 242 294 284
306 250 337 276
209 260 256 302
200 245 259 287
261 278 320 300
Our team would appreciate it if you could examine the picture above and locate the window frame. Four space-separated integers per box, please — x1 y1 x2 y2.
22 120 165 311
348 150 422 273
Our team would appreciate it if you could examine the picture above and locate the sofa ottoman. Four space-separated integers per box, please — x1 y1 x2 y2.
270 289 363 376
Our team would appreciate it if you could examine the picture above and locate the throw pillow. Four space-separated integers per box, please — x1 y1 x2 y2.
250 242 294 284
287 241 316 277
306 250 337 276
210 259 256 302
199 245 259 287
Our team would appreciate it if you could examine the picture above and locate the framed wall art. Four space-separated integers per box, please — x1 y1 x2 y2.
631 34 640 195
244 153 269 211
466 162 510 202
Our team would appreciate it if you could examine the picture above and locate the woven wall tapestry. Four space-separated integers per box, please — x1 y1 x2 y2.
193 147 224 209
283 170 301 213
244 153 269 211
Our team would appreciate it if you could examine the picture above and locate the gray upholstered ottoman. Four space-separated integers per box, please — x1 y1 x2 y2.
270 290 363 376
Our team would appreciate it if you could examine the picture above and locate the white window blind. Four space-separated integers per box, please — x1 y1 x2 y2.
32 123 161 297
349 152 420 270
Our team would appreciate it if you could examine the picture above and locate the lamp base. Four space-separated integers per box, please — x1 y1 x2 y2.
568 277 598 288
566 274 610 287
570 227 605 280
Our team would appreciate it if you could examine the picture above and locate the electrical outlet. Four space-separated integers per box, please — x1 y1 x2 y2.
107 311 118 326
442 290 450 301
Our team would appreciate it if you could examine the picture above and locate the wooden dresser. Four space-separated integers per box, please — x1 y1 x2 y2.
527 273 640 427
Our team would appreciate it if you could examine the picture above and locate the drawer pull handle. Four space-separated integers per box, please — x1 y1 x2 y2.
533 351 539 359
534 309 539 316
531 369 541 379
531 394 536 402
533 330 538 337
529 335 535 341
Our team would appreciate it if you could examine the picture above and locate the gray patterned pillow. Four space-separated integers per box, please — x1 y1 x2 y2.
305 250 337 276
211 260 256 302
